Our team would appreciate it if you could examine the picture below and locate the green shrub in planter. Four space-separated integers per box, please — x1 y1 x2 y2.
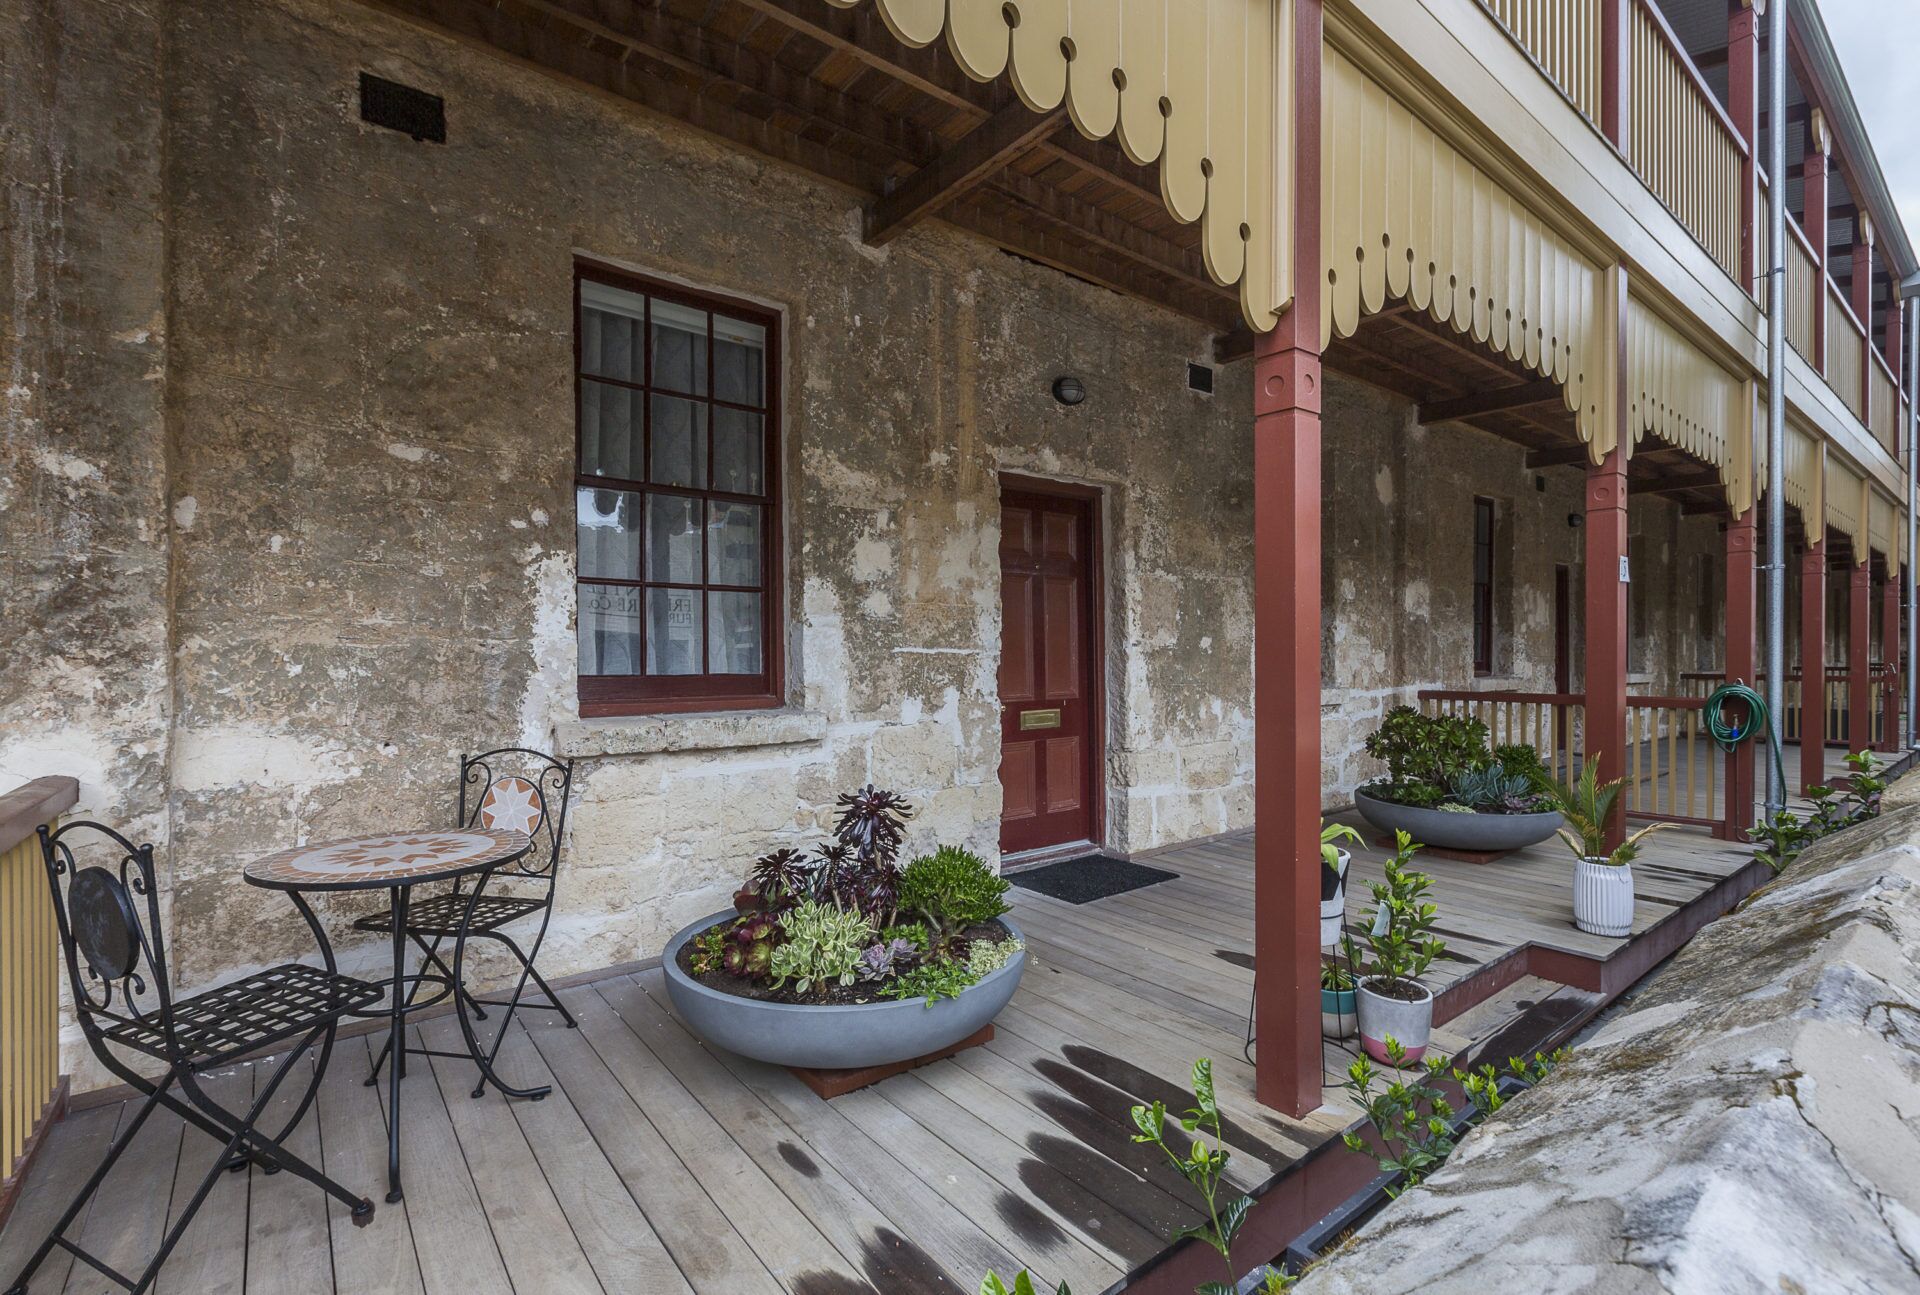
900 845 1011 946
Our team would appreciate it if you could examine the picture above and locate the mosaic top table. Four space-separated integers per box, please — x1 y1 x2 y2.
244 828 531 1203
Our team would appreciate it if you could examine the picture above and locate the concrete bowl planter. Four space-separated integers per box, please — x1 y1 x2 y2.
1355 977 1434 1064
1572 858 1635 937
1354 785 1562 853
661 910 1028 1071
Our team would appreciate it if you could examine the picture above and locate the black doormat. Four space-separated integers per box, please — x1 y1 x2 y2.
1008 855 1178 904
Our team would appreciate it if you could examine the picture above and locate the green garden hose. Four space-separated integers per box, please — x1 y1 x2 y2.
1705 680 1787 812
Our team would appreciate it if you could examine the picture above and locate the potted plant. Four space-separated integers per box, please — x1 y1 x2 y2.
661 786 1028 1070
1321 935 1361 1039
1321 819 1362 946
1353 831 1445 1064
1532 757 1671 937
1353 708 1562 853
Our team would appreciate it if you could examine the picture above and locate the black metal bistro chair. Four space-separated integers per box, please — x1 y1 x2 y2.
354 748 576 1098
5 822 382 1295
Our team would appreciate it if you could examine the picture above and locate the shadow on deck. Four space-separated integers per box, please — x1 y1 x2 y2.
0 824 1765 1295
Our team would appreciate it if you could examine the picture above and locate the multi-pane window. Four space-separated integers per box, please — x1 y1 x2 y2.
1472 497 1495 676
574 265 781 715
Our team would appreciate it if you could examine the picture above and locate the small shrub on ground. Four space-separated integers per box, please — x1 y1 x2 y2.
1342 1037 1566 1195
1745 749 1889 876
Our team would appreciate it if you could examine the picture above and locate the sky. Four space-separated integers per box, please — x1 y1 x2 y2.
1820 0 1920 249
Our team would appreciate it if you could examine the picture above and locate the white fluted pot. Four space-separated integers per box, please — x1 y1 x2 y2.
1573 857 1635 937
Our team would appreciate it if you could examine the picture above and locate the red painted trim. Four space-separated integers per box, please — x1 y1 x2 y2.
995 473 1108 854
1586 442 1630 848
1724 508 1758 838
1726 3 1760 293
1850 563 1872 756
1600 0 1629 149
1804 151 1830 372
1249 0 1325 1121
571 258 787 718
1880 571 1902 751
1801 541 1828 792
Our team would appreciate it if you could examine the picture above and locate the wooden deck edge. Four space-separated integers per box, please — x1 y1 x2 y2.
1115 980 1607 1295
0 1075 69 1233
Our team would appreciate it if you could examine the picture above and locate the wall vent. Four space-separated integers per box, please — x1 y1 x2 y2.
1186 362 1215 394
359 73 445 143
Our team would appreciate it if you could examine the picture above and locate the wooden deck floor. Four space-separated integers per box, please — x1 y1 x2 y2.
0 825 1755 1295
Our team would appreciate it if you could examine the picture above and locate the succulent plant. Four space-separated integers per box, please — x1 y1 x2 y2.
723 913 781 979
750 847 809 901
856 936 920 981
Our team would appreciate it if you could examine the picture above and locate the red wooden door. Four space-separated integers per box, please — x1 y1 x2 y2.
999 486 1100 855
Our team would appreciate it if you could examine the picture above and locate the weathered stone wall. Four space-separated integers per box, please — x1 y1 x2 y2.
0 1 176 885
0 0 1730 1087
1300 792 1920 1293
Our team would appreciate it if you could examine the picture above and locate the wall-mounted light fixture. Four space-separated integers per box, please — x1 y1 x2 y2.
1052 376 1086 406
1568 512 1584 529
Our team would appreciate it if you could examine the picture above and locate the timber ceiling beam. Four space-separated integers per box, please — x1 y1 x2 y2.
1417 379 1564 424
1525 444 1591 469
1631 470 1723 496
867 104 1066 245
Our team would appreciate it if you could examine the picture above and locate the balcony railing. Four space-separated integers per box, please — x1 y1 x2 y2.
0 776 74 1226
1482 1 1905 468
1418 689 1585 779
1628 0 1743 280
1481 0 1604 124
1828 283 1867 423
1785 220 1819 361
1870 352 1900 457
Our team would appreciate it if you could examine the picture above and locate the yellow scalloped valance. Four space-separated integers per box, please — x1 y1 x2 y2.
1320 46 1608 449
1626 296 1746 508
1778 421 1822 529
826 0 1290 329
1869 488 1897 563
1826 455 1864 565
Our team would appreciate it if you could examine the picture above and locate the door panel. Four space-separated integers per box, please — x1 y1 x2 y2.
999 485 1100 854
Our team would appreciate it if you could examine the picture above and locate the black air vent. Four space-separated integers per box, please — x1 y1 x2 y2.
359 73 445 143
1187 362 1215 394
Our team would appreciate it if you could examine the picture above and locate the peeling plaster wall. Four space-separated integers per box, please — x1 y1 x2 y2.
147 0 1255 1012
0 0 1732 1091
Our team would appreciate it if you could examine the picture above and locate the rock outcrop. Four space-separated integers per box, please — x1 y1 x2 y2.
1301 795 1920 1293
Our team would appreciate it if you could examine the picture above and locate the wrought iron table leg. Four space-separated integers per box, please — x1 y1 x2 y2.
386 884 408 1204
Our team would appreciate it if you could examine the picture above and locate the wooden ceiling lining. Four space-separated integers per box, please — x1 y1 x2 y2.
379 0 1240 328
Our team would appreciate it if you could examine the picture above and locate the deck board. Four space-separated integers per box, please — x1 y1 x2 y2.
0 823 1754 1295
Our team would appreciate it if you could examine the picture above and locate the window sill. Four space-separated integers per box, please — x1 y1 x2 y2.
554 707 828 759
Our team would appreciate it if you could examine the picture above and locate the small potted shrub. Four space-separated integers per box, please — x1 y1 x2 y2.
1533 757 1670 937
1353 708 1562 853
663 786 1028 1070
1354 831 1445 1064
1320 819 1362 946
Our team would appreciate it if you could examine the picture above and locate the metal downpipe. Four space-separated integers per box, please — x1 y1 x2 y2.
1763 0 1789 812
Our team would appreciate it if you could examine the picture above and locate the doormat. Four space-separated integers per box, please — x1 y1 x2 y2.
1009 856 1178 904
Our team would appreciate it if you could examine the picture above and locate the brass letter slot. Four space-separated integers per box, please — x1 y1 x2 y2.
1019 708 1063 731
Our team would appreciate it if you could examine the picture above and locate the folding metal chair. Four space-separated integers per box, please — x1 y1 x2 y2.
354 748 576 1098
5 822 381 1295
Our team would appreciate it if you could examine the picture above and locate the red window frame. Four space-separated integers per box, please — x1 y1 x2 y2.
1472 497 1495 676
574 260 784 716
